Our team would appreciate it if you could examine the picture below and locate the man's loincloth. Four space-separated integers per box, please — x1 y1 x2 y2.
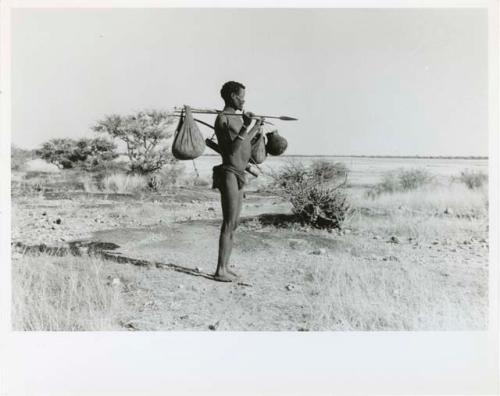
212 164 246 190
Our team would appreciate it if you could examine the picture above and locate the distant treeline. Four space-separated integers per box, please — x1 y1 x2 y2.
201 154 488 160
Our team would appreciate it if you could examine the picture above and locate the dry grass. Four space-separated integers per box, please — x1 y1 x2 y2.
12 255 131 331
300 253 487 331
347 183 488 244
77 173 100 193
354 183 488 215
101 173 148 193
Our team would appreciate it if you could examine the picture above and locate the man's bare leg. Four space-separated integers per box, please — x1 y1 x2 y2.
227 188 244 273
214 173 242 282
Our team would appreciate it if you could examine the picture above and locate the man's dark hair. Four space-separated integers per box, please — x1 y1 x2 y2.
220 81 245 104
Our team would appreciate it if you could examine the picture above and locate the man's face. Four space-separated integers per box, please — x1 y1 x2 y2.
231 88 246 111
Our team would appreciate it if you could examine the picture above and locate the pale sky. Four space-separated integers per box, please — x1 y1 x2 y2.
11 8 488 156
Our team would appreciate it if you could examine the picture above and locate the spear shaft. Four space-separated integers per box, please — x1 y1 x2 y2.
173 107 297 121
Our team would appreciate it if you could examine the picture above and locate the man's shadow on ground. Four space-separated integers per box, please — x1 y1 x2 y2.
13 239 254 287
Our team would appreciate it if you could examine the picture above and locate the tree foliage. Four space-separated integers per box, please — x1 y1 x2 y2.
73 137 119 171
92 110 176 174
37 138 78 169
36 137 117 170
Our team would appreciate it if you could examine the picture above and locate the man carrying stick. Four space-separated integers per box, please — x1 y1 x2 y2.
212 81 264 282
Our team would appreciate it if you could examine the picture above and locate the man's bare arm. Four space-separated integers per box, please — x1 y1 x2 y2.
217 112 264 152
231 112 264 149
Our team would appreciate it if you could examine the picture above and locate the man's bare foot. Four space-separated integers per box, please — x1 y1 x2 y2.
213 273 235 282
213 269 239 282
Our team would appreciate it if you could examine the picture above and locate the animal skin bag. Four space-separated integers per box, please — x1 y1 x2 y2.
250 131 267 164
172 106 206 160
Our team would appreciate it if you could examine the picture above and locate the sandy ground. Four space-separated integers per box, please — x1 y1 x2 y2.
11 184 489 331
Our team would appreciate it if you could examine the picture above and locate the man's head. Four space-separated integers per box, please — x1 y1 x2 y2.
220 81 246 110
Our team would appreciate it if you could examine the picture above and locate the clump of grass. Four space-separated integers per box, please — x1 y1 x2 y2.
100 173 148 193
12 255 129 331
455 169 488 190
366 168 434 198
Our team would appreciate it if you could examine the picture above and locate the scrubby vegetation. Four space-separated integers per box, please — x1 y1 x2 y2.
310 159 348 184
456 169 488 190
366 168 434 198
12 109 189 196
270 160 350 230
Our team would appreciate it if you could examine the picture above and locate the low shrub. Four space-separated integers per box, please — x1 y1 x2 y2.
100 173 148 194
456 169 488 190
310 159 348 184
398 168 434 191
270 161 350 230
290 184 350 229
367 168 434 198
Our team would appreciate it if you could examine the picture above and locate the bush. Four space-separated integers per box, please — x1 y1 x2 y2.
270 161 350 230
290 184 350 229
37 138 77 169
398 168 433 191
457 169 488 190
367 168 434 198
74 137 119 171
310 160 348 184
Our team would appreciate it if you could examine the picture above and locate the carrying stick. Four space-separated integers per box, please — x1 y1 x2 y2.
173 107 297 121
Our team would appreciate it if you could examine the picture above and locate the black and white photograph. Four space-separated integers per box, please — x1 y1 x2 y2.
1 1 498 395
